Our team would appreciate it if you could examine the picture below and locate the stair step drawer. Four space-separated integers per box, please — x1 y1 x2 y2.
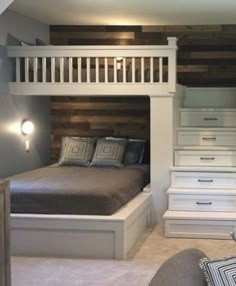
177 130 236 146
164 218 235 239
171 172 236 189
180 110 236 127
174 150 236 167
169 194 236 212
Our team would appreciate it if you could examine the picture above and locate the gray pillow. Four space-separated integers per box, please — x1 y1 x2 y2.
59 137 96 166
199 256 236 286
124 139 146 165
149 248 207 286
91 138 127 167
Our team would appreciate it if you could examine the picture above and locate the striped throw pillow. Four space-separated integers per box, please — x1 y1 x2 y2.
199 256 236 286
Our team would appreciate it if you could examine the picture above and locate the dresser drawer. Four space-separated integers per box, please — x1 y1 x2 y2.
169 194 236 212
177 130 236 146
180 109 236 127
171 172 236 189
174 150 236 167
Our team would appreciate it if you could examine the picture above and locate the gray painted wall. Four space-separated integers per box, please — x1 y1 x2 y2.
0 10 51 178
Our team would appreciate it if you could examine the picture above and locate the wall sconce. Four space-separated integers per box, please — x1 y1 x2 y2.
21 120 34 152
117 57 123 70
21 120 34 135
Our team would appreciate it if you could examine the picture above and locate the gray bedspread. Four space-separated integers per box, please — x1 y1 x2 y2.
10 165 150 215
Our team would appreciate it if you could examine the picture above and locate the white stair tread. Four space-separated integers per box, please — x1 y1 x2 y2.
167 187 236 195
164 210 236 221
177 127 236 131
180 108 236 111
171 166 236 172
174 146 236 151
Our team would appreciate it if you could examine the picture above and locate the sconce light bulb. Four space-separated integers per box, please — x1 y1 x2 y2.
21 120 34 135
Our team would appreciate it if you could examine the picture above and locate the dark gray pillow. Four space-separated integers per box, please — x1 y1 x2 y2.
199 256 236 286
124 139 146 165
149 248 207 286
91 138 127 167
58 137 96 166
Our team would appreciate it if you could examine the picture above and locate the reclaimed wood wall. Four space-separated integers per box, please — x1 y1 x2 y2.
51 96 150 162
50 25 236 161
50 25 236 87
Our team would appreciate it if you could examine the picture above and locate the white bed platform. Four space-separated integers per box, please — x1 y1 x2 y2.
11 187 151 260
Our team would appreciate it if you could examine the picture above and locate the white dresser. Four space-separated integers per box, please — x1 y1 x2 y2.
164 108 236 239
0 180 11 286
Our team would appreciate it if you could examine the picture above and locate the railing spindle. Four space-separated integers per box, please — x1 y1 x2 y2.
42 57 46 83
86 58 90 83
150 57 154 83
16 58 20 82
60 57 64 83
24 57 29 83
123 58 126 83
77 57 81 83
33 58 38 83
51 57 55 83
159 57 163 83
132 57 135 83
141 57 144 83
69 57 73 83
114 58 117 83
105 57 108 83
95 57 99 83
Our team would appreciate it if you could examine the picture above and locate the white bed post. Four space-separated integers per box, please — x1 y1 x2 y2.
150 95 174 223
149 38 177 223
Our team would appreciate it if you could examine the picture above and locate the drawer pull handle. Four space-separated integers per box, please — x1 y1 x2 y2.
198 179 214 183
202 137 216 140
203 117 218 121
196 202 212 205
200 157 215 160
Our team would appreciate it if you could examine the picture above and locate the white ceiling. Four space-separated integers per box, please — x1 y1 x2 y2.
9 0 236 25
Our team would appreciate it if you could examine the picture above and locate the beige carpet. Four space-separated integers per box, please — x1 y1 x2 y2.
11 257 158 286
129 224 236 264
12 224 236 285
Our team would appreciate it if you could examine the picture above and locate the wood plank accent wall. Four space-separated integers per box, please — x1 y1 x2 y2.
51 96 150 162
49 25 236 161
50 25 236 87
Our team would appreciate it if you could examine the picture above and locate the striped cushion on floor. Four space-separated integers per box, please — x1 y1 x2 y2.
199 256 236 286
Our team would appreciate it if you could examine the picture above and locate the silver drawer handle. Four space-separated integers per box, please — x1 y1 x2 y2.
200 157 215 160
198 179 214 183
203 117 218 121
202 137 216 140
196 202 212 205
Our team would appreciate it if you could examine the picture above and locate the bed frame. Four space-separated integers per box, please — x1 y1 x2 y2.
7 38 177 259
11 187 151 259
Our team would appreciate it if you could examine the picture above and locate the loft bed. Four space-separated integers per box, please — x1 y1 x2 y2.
7 38 177 260
7 37 177 97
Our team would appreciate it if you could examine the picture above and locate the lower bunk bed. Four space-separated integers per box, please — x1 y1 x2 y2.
9 164 151 259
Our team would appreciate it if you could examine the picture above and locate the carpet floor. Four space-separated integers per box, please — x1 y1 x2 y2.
12 224 236 285
11 257 158 286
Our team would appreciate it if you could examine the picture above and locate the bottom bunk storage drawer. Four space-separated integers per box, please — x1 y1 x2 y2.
169 194 236 212
165 219 235 239
174 150 236 167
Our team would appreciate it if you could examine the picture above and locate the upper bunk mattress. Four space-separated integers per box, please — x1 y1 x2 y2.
9 165 150 215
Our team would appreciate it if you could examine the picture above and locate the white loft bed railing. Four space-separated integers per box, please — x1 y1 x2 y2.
7 37 177 96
